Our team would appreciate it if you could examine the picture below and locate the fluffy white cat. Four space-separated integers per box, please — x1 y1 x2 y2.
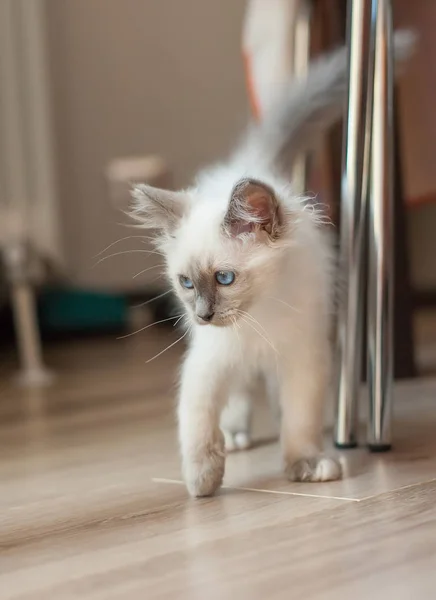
131 33 413 497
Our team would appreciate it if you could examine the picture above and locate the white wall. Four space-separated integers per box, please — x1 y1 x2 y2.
46 0 248 290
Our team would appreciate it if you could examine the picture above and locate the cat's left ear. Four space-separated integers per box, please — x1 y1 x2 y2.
223 178 283 240
130 184 188 232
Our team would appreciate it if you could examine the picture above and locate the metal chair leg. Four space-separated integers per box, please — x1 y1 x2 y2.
334 0 371 448
367 0 394 451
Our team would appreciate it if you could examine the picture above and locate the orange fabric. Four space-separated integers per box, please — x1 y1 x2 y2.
242 50 261 121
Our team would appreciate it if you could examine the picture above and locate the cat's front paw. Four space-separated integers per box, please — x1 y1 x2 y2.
183 432 226 497
286 456 342 482
223 429 251 452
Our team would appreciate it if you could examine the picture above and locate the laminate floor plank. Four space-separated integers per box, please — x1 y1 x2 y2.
1 331 436 598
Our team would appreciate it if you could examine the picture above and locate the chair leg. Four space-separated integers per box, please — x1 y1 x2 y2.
3 242 53 387
367 0 394 451
334 0 371 449
10 280 53 386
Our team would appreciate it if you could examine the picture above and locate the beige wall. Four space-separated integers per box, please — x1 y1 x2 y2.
46 0 436 291
46 0 248 290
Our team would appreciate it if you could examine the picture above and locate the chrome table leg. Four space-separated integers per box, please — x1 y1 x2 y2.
367 0 394 451
335 0 371 448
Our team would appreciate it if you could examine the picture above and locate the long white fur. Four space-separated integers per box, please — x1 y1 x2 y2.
131 32 414 497
174 168 338 496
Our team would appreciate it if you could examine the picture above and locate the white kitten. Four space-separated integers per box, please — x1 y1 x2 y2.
131 33 414 497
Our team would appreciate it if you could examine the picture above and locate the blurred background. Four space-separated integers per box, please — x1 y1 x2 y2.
0 0 436 376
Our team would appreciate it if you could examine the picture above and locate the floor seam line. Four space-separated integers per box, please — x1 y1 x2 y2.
152 478 361 502
358 476 436 502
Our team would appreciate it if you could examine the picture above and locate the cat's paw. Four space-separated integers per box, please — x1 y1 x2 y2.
286 456 342 482
223 429 251 452
183 433 226 497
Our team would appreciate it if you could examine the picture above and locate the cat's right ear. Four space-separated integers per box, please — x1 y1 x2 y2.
130 184 188 232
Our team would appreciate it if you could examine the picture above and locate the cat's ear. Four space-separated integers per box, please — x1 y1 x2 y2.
130 184 188 231
223 178 283 240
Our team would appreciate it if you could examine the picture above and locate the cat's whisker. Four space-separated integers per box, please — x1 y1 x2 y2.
132 289 172 309
115 222 160 241
173 313 187 327
149 273 166 285
94 236 158 258
233 318 243 353
146 327 191 364
141 239 161 246
132 264 162 279
236 309 261 325
239 314 278 355
117 314 183 339
237 309 269 336
93 249 163 268
269 297 301 314
242 317 278 355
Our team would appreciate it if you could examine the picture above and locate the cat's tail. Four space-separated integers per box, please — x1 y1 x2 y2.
236 30 416 173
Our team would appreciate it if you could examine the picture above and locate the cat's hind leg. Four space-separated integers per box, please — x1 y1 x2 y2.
221 392 252 451
221 377 256 452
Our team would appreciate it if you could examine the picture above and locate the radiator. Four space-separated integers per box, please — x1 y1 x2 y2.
0 0 62 267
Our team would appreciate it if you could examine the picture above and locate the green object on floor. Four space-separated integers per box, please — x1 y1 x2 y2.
39 288 127 334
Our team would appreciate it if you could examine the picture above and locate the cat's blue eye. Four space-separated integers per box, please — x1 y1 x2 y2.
179 275 194 290
215 270 235 286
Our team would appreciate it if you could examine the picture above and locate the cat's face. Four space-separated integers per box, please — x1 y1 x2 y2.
166 217 262 327
131 178 288 327
171 261 254 327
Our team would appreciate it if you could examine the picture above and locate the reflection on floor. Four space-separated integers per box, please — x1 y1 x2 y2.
1 314 436 599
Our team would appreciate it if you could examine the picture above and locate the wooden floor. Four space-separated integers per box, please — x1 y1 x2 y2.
1 321 436 599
